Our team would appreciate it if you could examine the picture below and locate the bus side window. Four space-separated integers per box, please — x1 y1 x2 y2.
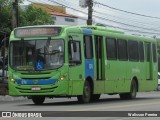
106 38 117 60
139 42 144 62
68 41 81 66
152 43 157 63
117 39 128 61
84 35 93 59
128 41 139 61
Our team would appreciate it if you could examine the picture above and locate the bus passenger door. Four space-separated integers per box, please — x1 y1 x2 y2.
95 36 102 80
68 36 84 95
93 35 105 94
145 43 152 80
94 36 104 80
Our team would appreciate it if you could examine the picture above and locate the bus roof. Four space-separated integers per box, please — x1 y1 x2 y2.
11 25 156 42
79 26 156 42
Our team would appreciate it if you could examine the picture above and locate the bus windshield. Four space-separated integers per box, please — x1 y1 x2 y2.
9 39 64 70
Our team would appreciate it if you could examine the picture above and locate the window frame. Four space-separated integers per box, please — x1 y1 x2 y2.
128 40 139 61
152 43 157 63
84 35 93 59
117 39 128 61
106 38 117 60
139 41 144 62
65 18 75 22
68 40 82 66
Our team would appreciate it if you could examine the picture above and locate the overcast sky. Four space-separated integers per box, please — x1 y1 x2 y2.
24 0 160 17
96 0 160 17
23 0 160 37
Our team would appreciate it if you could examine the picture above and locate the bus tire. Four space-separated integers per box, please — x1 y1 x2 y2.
31 96 45 105
77 80 91 103
91 94 101 102
119 80 137 100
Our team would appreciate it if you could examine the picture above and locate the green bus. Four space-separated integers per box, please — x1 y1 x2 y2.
8 25 158 104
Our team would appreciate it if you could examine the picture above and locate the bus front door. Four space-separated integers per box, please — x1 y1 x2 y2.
68 38 84 95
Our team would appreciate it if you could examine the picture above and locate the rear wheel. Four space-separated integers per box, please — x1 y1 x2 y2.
77 80 91 103
119 80 137 99
31 96 45 105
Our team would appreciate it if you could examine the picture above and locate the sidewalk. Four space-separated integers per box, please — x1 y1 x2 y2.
0 95 27 102
0 84 28 102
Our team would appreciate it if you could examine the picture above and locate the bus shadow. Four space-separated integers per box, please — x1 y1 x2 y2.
17 96 160 106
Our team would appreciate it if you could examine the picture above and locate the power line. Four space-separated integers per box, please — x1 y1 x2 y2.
94 10 160 30
94 1 160 20
27 0 160 36
47 0 160 33
49 0 160 29
93 4 160 26
28 0 160 28
98 23 160 36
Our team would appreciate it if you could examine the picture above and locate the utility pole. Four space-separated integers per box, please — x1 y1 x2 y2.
87 0 93 25
12 0 19 29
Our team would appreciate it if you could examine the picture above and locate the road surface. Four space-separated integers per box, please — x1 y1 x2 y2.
0 91 160 120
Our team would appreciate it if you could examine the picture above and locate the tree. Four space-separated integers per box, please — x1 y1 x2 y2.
0 1 54 33
0 1 54 47
0 0 12 33
19 5 54 26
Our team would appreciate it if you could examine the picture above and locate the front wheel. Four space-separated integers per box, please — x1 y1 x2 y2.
31 96 45 105
77 80 91 103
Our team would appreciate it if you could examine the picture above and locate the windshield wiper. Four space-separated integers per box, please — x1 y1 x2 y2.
45 50 63 55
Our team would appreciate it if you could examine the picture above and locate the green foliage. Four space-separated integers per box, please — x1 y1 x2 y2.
0 0 12 33
0 0 11 7
0 1 54 33
19 5 54 26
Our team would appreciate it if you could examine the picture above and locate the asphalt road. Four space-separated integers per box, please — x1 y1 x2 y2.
0 91 160 120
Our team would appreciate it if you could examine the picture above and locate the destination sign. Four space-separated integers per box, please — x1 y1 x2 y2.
14 27 62 38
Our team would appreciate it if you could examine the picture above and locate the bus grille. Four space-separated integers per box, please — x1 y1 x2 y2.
16 86 58 93
18 72 54 79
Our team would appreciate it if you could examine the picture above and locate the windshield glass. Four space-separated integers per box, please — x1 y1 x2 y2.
10 39 64 70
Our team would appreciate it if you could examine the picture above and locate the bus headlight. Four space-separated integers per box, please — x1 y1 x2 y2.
9 77 15 82
60 77 64 81
59 73 68 81
11 78 15 82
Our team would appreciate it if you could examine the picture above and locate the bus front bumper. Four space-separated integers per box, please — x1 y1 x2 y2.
9 80 68 96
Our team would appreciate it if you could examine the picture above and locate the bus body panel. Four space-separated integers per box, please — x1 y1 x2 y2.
8 25 158 100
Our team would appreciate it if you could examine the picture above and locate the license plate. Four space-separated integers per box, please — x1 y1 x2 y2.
31 86 41 90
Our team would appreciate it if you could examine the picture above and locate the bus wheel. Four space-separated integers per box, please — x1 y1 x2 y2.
77 80 91 103
129 80 137 99
119 80 137 99
31 96 45 105
91 94 101 102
